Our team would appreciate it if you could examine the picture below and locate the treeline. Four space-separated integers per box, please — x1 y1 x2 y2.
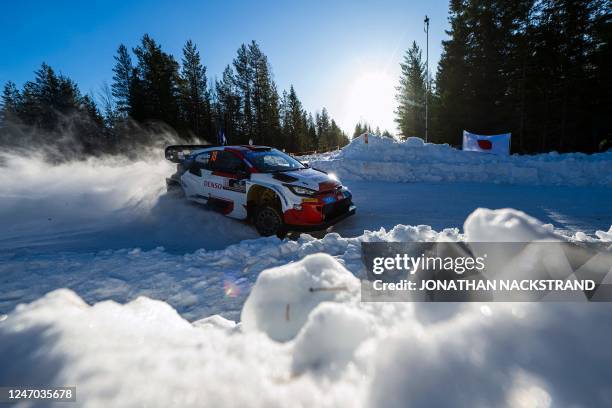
353 121 393 138
396 0 610 153
0 35 349 158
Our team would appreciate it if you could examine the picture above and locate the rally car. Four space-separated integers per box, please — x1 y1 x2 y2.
165 144 356 236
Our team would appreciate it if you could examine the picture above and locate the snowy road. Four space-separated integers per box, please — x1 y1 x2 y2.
334 180 612 238
2 180 610 256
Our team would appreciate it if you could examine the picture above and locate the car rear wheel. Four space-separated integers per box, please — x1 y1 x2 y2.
166 178 184 197
254 205 285 237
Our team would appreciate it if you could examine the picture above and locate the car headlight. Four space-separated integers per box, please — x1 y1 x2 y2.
285 184 317 196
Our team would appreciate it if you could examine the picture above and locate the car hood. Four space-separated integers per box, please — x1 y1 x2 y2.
272 168 341 192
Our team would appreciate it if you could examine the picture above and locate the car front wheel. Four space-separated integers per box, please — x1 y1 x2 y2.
254 205 285 237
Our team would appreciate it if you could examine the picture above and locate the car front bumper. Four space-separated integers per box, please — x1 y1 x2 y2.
285 204 356 232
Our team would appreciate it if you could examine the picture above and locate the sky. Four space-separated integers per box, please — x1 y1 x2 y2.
0 0 450 136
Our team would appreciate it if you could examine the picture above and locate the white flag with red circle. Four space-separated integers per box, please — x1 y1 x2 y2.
462 131 511 155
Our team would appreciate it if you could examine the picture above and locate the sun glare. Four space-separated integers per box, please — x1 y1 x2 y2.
342 71 397 136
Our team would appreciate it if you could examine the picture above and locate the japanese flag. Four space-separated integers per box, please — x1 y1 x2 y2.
462 131 511 155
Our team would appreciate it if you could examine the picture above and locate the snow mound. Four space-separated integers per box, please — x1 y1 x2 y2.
464 208 559 242
2 209 612 406
0 223 460 321
3 286 612 406
3 207 609 322
596 226 612 242
404 136 426 147
309 135 612 187
291 302 372 375
241 253 359 341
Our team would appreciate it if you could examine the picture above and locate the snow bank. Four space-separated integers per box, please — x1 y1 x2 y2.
2 209 612 407
0 223 460 322
596 226 612 242
241 254 360 341
3 275 612 406
464 208 558 242
308 135 612 187
2 207 608 321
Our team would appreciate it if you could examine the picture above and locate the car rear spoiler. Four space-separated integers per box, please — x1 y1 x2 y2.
165 145 216 163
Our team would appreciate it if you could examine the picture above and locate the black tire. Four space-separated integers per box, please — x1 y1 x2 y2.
254 205 285 237
166 178 184 197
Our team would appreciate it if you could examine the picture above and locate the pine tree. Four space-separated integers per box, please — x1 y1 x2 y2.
524 0 603 152
266 82 281 146
14 63 83 132
432 0 472 146
111 44 133 117
74 94 107 154
329 119 347 148
214 65 241 143
98 82 117 129
286 85 305 152
306 113 318 150
0 62 107 155
180 39 210 141
248 41 280 145
279 89 291 148
590 0 611 151
249 41 267 143
2 33 381 157
431 0 609 152
232 44 253 143
132 34 182 130
32 63 61 130
395 41 426 139
315 108 333 149
1 81 21 125
353 121 372 138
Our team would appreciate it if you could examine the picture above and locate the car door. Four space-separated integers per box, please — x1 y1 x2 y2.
182 151 213 203
207 150 249 218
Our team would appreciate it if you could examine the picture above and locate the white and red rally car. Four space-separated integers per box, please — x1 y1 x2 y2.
165 144 355 236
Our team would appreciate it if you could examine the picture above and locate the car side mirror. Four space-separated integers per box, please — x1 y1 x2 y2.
189 166 202 177
302 161 310 168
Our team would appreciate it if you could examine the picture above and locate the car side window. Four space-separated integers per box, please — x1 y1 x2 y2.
194 152 212 170
211 151 247 173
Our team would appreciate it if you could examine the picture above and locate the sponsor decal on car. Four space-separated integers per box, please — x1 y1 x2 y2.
204 181 223 189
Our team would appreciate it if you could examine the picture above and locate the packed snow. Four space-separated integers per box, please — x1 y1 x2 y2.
306 134 612 187
0 221 459 321
1 137 612 407
335 180 612 238
2 208 612 407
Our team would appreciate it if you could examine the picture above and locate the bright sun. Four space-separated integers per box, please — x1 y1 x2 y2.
341 72 397 137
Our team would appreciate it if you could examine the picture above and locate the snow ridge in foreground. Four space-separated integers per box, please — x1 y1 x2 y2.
2 209 612 407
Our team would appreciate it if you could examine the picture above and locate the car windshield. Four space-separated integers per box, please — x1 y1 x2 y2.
245 149 305 173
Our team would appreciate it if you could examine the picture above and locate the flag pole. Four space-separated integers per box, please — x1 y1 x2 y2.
424 15 429 143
